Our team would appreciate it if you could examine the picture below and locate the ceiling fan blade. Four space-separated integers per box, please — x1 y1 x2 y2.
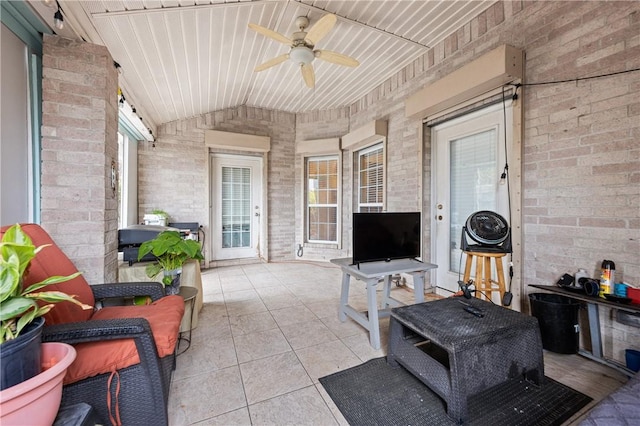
254 54 289 72
304 14 337 46
248 23 292 45
301 63 315 88
315 50 359 67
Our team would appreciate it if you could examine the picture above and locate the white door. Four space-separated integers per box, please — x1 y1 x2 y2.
211 154 262 260
432 103 511 295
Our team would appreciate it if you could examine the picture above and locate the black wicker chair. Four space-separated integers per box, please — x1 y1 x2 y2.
2 224 184 426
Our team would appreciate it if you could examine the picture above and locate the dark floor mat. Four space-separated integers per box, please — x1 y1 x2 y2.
319 357 592 426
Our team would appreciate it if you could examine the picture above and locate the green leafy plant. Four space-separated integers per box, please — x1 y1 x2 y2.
151 209 169 221
0 224 92 343
137 231 203 285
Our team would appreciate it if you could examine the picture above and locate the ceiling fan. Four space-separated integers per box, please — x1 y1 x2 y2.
248 14 359 88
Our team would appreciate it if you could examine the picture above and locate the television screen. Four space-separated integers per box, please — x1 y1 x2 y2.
352 212 421 264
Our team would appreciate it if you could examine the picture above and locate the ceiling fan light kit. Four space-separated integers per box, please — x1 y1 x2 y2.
290 46 315 65
249 13 359 88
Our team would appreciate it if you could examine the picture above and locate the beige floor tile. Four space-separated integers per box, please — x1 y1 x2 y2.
314 383 349 426
341 332 387 362
194 407 251 425
319 314 366 339
279 318 339 350
174 334 238 379
221 275 255 293
239 351 312 404
241 263 270 274
270 305 318 327
170 366 246 424
225 290 268 316
246 272 283 288
234 328 291 363
295 339 362 383
201 290 224 305
192 312 232 341
217 266 247 278
305 300 340 319
286 284 342 304
255 286 302 311
169 263 627 425
229 311 278 337
248 386 338 426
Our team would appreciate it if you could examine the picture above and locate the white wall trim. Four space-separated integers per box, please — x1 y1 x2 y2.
296 137 340 155
405 44 524 119
205 130 271 152
342 120 387 150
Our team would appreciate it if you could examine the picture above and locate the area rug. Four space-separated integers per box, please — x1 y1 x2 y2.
319 357 592 426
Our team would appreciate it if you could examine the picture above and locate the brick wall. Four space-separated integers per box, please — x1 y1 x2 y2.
141 106 296 261
293 1 639 360
41 35 119 284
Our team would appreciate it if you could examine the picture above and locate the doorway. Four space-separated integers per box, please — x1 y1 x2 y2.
210 154 263 261
431 102 512 296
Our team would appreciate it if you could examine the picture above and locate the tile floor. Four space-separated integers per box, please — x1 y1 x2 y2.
168 262 629 425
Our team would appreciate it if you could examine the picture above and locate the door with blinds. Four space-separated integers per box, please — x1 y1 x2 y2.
211 154 262 260
432 103 511 294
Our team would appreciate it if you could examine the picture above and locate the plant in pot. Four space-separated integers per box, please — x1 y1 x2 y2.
1 224 92 423
137 230 203 295
145 209 169 226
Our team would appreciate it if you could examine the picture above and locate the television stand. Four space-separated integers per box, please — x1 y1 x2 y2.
330 257 438 349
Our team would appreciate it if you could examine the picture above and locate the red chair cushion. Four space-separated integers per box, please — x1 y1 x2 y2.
0 223 95 324
64 295 185 384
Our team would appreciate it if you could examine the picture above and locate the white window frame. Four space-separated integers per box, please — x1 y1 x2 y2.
305 154 340 244
117 127 138 228
357 142 385 212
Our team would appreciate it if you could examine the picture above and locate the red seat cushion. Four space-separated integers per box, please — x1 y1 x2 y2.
64 295 184 384
0 223 95 324
0 224 185 385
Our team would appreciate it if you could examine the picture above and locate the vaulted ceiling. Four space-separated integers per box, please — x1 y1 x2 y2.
32 0 495 128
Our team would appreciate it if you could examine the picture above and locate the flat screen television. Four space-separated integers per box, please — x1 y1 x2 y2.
352 212 421 264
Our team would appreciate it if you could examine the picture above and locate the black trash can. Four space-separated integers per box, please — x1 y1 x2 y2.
529 293 580 354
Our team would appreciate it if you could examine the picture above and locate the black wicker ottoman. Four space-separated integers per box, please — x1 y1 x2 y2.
387 297 544 424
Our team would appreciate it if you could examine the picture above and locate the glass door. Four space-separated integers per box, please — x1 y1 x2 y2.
211 154 262 260
432 103 511 294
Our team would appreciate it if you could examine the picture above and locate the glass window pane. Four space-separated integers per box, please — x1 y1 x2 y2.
449 129 497 271
306 155 339 243
221 166 252 248
357 144 383 212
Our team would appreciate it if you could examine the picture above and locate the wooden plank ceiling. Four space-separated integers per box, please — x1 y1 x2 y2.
52 0 495 126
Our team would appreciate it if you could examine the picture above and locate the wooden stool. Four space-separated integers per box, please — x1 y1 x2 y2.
462 251 507 304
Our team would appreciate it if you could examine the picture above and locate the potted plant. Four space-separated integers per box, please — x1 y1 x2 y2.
0 223 91 390
144 209 170 226
137 230 203 294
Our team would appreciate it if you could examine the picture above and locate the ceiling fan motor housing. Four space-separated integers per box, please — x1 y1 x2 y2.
461 210 512 253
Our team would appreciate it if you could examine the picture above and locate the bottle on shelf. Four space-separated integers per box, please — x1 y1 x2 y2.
599 260 615 298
